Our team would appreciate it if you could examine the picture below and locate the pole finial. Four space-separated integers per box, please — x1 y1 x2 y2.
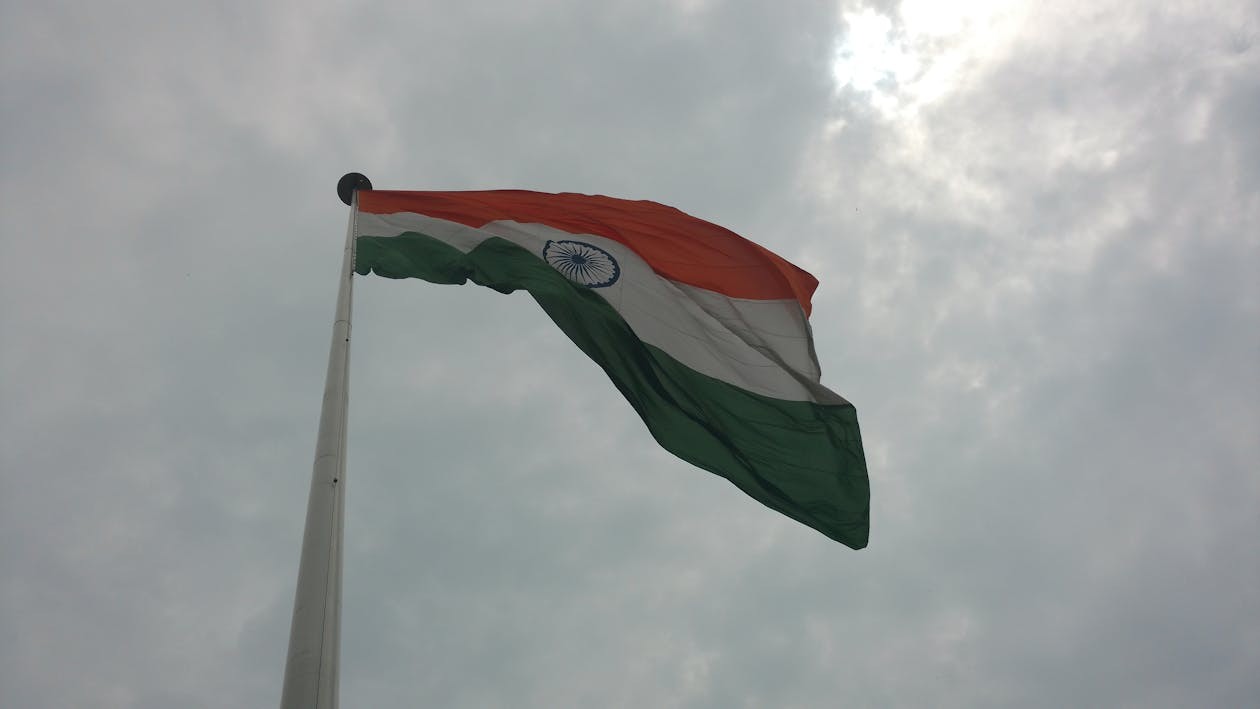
337 172 373 206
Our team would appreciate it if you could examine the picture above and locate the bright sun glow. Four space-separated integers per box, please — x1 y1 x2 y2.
832 1 1026 118
831 9 917 95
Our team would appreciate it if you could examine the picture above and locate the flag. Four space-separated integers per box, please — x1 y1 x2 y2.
354 190 869 549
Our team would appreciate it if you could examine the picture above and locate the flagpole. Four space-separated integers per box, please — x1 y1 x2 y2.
281 173 371 709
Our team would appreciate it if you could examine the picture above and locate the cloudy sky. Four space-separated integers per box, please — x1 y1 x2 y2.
2 0 1257 706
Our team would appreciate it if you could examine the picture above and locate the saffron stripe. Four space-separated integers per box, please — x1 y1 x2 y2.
358 190 818 314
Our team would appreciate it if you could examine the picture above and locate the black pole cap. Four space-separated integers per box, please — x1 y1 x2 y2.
337 172 373 206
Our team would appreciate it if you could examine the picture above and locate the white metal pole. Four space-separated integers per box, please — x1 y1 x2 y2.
281 174 370 709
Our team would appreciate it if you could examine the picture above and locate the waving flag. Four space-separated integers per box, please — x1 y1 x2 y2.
354 190 870 548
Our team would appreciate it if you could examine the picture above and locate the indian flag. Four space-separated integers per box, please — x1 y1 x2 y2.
354 190 870 549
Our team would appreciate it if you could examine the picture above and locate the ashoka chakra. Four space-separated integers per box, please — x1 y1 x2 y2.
542 240 621 288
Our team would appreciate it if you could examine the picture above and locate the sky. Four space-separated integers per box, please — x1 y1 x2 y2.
1 0 1257 707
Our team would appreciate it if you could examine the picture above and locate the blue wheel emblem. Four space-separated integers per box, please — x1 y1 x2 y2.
542 240 621 288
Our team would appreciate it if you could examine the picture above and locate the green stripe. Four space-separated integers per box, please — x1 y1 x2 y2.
357 232 870 549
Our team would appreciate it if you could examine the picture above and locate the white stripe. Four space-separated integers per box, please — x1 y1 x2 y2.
357 211 847 404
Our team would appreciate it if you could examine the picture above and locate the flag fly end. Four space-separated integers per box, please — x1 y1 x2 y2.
337 172 373 205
